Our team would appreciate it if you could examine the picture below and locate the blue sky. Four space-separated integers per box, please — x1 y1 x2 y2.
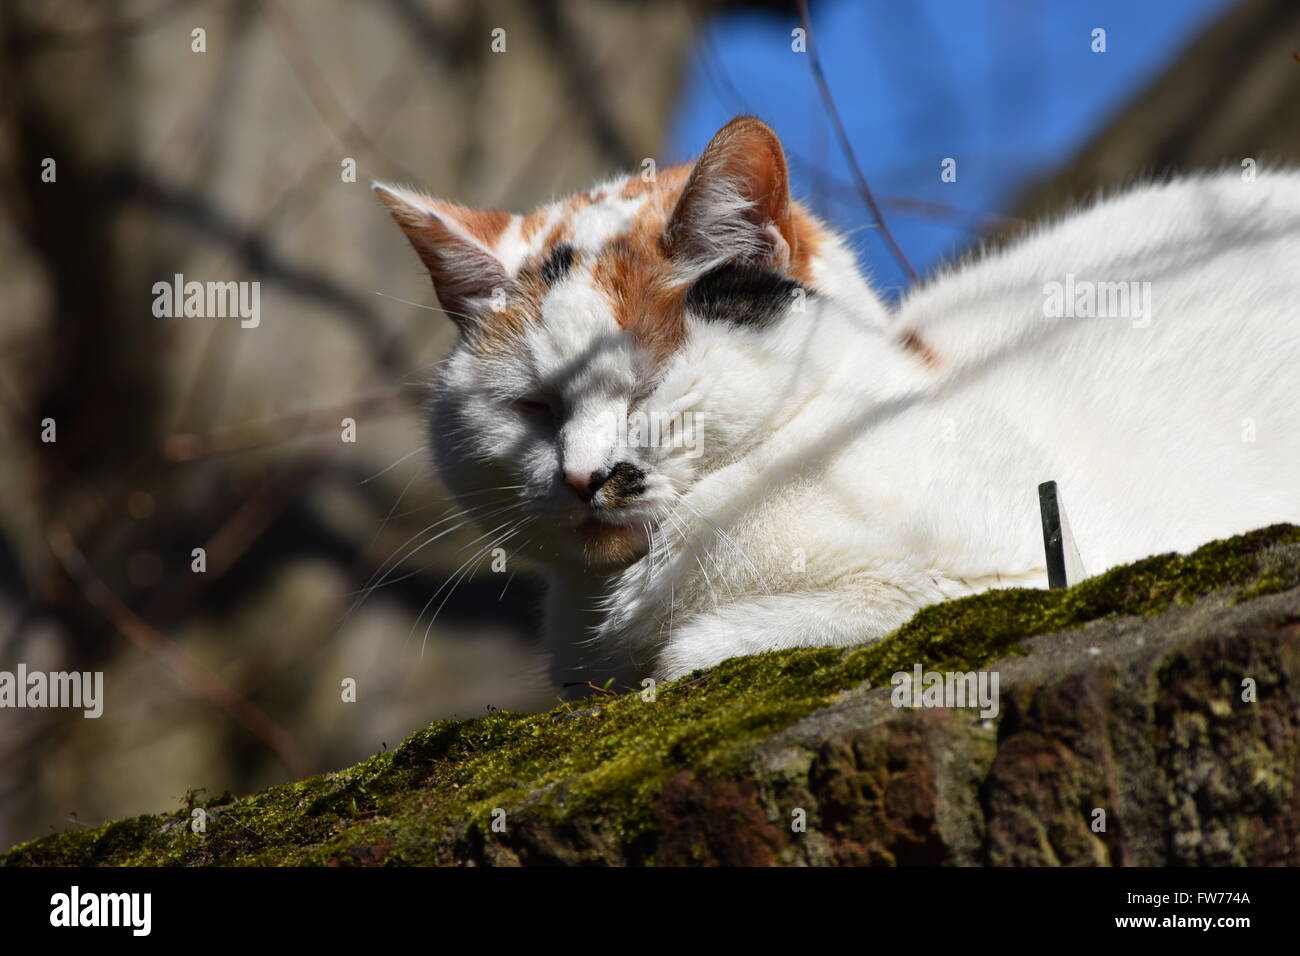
670 0 1234 298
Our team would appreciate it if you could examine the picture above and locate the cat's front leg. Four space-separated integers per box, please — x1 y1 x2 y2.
654 589 918 681
543 570 651 697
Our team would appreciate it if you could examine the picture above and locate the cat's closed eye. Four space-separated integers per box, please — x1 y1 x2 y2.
512 395 558 421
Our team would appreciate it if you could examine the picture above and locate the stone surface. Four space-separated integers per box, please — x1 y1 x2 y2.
5 525 1299 867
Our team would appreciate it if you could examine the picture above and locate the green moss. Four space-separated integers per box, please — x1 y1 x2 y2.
5 523 1298 867
1233 558 1293 604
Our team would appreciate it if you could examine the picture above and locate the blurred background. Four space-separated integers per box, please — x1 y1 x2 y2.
2 0 1297 849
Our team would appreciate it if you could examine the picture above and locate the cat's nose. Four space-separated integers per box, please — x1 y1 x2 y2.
563 469 601 501
564 463 644 503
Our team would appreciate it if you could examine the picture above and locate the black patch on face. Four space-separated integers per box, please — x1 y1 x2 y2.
685 262 808 329
541 243 576 286
604 461 646 496
591 461 647 506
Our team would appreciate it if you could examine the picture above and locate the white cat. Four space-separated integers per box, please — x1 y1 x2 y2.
375 116 1300 692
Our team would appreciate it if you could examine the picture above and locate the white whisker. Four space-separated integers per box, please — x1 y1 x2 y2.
360 446 425 485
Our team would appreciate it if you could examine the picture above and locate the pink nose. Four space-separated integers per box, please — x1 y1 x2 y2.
564 470 595 501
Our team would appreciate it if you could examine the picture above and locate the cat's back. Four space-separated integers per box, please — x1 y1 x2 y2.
892 169 1300 370
876 169 1300 564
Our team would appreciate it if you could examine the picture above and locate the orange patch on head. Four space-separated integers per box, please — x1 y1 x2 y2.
620 164 691 201
449 206 512 247
520 208 549 244
619 177 649 200
591 234 687 367
575 188 608 206
786 203 823 287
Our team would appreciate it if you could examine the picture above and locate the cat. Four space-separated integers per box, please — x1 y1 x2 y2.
375 116 1300 693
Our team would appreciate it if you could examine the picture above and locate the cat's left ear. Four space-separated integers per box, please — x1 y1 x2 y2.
664 116 797 275
373 183 513 322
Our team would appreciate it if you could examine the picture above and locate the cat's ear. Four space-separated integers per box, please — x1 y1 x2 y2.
665 116 797 276
373 183 513 321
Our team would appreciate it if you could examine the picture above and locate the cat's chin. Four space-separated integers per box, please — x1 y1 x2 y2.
576 517 649 570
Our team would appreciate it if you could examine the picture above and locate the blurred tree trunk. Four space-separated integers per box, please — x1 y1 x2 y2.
0 2 168 667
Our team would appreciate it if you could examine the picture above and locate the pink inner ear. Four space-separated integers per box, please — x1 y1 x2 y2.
374 185 511 321
666 116 798 270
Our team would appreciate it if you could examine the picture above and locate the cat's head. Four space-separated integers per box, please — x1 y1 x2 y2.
375 117 863 572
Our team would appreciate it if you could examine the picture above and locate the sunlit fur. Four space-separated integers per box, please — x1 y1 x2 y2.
377 117 1300 694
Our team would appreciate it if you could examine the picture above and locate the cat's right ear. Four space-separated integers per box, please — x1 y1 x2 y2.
372 183 512 322
664 116 797 277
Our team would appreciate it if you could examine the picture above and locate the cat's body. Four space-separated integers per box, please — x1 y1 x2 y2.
376 118 1300 692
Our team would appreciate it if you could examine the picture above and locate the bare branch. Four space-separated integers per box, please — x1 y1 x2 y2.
794 0 919 283
259 0 421 184
46 524 314 779
162 386 421 461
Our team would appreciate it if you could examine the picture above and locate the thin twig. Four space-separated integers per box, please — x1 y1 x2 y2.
8 0 200 49
698 30 1023 232
137 463 319 625
260 0 421 183
46 523 314 779
106 164 406 375
794 0 919 283
162 386 421 461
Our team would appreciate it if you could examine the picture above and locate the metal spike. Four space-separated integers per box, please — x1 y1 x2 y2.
1038 480 1088 589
